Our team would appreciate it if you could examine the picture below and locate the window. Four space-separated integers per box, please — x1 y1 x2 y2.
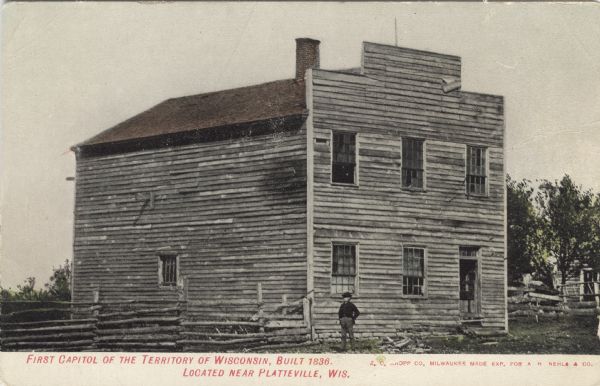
159 255 178 286
466 146 487 195
331 243 357 294
332 132 356 184
403 247 425 296
402 138 424 189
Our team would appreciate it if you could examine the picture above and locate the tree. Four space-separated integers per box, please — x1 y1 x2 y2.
506 175 540 284
530 251 556 290
536 175 599 286
588 193 600 272
45 259 72 301
0 277 49 301
0 259 72 301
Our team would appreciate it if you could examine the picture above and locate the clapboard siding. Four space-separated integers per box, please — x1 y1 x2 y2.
72 40 505 339
310 42 505 337
73 127 307 304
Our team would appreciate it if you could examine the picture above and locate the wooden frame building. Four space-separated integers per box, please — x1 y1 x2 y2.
72 38 507 338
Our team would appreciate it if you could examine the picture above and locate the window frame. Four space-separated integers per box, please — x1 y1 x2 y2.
401 137 426 191
465 145 489 197
401 246 427 298
330 130 359 186
330 241 360 296
158 254 179 288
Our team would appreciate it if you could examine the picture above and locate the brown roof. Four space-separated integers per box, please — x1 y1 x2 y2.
78 78 306 147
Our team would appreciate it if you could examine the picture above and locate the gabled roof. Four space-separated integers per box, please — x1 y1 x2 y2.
77 78 307 148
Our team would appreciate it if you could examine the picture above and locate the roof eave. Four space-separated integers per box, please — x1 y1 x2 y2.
75 112 308 159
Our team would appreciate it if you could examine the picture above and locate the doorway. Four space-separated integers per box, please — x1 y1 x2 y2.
459 257 480 317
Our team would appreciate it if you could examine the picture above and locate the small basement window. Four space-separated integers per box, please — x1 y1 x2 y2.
403 247 425 296
159 254 178 286
466 146 487 195
402 138 424 189
332 131 356 184
331 243 357 294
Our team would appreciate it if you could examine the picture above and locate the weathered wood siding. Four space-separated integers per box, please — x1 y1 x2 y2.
309 42 505 337
73 127 307 306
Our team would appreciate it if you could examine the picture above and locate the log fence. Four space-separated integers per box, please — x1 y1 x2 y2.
558 280 600 305
508 280 600 321
1 283 313 352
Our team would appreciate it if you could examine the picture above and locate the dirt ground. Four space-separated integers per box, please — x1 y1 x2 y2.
272 316 600 354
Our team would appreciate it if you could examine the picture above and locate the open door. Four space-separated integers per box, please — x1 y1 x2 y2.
459 257 480 317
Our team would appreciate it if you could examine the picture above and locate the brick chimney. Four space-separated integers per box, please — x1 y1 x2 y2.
295 38 320 80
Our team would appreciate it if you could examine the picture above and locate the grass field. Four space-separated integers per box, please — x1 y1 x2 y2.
277 316 600 354
425 316 600 354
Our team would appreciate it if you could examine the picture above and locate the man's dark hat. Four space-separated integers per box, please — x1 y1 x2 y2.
341 292 353 299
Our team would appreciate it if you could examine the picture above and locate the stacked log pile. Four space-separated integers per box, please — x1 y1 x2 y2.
507 286 565 320
508 282 600 321
564 301 599 317
558 281 600 316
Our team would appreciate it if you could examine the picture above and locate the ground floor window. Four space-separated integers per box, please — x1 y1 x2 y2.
403 247 425 296
159 254 178 286
332 243 357 294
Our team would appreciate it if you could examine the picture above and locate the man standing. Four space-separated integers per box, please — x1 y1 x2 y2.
338 291 360 351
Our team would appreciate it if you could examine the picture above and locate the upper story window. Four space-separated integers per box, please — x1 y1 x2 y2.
403 247 425 296
332 131 356 184
159 254 178 286
466 146 487 195
331 243 357 294
402 138 424 189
